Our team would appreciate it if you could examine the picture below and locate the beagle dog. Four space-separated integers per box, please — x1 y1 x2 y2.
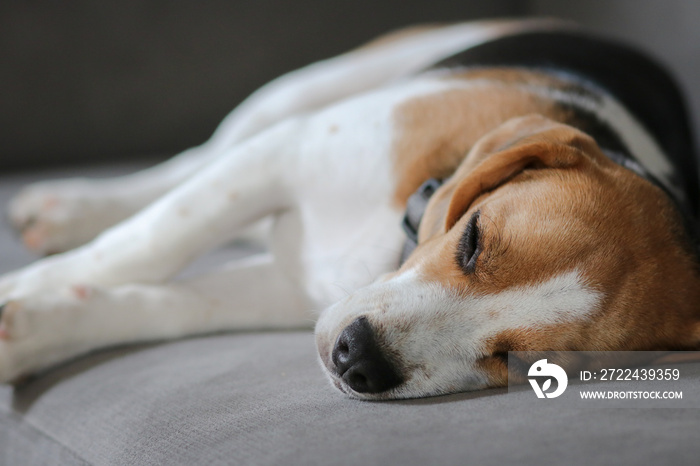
2 19 699 399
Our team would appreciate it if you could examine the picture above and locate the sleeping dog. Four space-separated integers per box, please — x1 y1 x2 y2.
1 19 699 399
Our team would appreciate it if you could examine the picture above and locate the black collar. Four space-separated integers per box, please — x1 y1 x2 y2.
400 178 443 264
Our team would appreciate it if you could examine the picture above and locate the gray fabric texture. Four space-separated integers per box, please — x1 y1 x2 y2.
0 166 699 466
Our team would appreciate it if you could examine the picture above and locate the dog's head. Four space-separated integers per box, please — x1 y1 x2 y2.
315 115 700 400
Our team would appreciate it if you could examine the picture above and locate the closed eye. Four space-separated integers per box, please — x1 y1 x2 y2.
456 211 482 274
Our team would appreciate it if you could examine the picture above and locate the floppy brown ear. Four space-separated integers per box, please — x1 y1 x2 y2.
444 114 600 231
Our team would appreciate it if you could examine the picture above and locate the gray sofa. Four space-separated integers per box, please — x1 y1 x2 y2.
1 166 700 466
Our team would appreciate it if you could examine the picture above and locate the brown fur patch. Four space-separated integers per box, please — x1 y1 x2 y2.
391 72 572 206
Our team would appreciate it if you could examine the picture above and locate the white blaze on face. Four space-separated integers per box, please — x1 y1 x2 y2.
316 267 601 399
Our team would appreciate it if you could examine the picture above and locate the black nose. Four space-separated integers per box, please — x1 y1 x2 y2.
331 316 403 393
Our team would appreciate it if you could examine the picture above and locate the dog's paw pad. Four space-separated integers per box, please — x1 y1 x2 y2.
8 180 130 255
0 287 105 384
71 285 93 300
41 196 60 211
21 223 51 254
8 187 52 229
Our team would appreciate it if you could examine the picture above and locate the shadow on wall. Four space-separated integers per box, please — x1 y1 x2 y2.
0 0 522 171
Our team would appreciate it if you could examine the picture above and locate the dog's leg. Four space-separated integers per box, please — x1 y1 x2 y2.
0 75 420 380
4 66 488 302
5 27 439 255
7 19 540 254
7 145 215 255
0 118 305 300
0 254 311 382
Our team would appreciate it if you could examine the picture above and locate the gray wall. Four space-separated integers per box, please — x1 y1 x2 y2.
2 1 697 171
0 0 522 170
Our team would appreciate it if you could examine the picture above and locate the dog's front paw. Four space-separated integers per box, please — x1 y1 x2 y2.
0 242 108 302
0 286 97 383
0 257 65 301
8 179 131 255
0 299 54 383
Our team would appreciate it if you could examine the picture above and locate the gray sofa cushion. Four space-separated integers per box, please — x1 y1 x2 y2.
1 166 699 465
2 332 700 466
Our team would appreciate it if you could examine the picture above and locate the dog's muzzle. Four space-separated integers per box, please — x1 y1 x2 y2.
330 316 403 394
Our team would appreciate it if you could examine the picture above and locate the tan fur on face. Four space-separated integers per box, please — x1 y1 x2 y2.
398 115 700 386
391 70 572 206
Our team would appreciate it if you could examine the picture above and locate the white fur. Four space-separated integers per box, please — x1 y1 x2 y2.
0 255 311 381
316 268 600 399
